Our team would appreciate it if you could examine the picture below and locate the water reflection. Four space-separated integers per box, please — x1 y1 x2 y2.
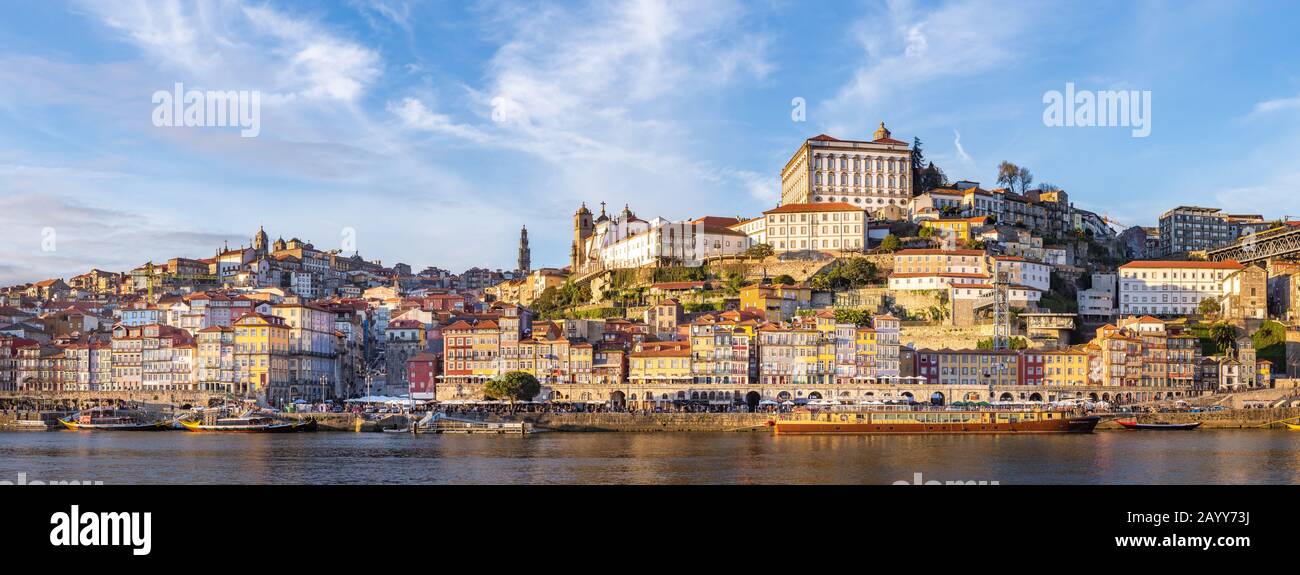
0 431 1298 485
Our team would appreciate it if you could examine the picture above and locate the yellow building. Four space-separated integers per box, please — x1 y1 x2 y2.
740 284 813 322
1042 348 1089 386
933 349 1020 387
629 341 692 386
568 342 593 385
854 327 878 376
920 216 989 243
470 320 501 382
688 313 757 385
233 313 289 398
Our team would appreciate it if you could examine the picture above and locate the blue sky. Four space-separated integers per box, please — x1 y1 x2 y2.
2 0 1300 285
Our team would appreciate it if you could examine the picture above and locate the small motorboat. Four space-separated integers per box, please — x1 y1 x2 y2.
1115 419 1202 430
58 407 171 431
1283 422 1300 431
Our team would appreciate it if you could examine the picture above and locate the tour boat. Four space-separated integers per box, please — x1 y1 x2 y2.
1114 420 1202 431
178 410 316 433
58 408 171 431
771 409 1100 435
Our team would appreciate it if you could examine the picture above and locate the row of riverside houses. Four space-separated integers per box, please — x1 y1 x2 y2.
0 287 488 404
0 225 501 407
432 301 1261 408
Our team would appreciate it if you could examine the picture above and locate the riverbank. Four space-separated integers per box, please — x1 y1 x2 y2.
1096 407 1300 430
507 408 1300 432
9 407 1300 432
508 412 774 432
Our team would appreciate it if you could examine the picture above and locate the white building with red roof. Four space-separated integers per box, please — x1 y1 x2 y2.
1117 260 1244 316
761 202 871 254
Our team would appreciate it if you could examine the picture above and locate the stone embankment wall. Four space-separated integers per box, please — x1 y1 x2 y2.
900 324 993 350
507 412 774 432
745 258 837 283
281 412 369 431
1097 407 1300 430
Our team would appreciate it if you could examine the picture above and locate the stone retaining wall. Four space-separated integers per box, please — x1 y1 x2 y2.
1097 407 1300 429
900 324 993 350
506 412 774 432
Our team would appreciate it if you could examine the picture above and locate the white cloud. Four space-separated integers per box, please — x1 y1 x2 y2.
823 0 1037 134
81 0 382 104
1212 172 1300 218
388 0 775 218
1251 95 1300 116
389 97 492 144
953 129 974 168
1 0 780 282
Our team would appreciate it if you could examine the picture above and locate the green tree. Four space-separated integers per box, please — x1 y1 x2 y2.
977 337 1029 350
484 371 541 409
723 272 748 296
834 308 872 326
1209 322 1237 354
1253 321 1287 372
773 274 795 285
839 258 878 287
917 162 948 194
1198 297 1221 317
880 234 901 252
744 243 774 259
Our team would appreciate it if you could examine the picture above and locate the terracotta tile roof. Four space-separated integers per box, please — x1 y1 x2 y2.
889 272 990 279
1118 260 1243 270
690 216 742 228
894 249 986 257
764 202 866 215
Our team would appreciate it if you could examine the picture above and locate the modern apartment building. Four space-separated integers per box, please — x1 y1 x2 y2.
1157 206 1269 256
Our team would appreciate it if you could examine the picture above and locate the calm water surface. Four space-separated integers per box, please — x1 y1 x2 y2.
2 430 1298 484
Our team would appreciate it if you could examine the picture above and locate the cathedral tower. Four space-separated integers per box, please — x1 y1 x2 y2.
572 203 593 271
518 225 531 274
253 225 269 256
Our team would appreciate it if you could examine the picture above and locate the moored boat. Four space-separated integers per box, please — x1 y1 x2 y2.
178 409 316 433
772 409 1100 435
58 407 171 431
1115 420 1201 431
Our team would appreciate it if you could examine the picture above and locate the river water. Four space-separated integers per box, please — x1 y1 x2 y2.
1 430 1298 485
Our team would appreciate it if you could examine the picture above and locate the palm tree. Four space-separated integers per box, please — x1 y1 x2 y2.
1210 322 1237 354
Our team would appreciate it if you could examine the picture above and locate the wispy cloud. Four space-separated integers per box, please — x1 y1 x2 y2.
0 192 242 285
82 0 382 104
1250 95 1300 116
1212 172 1300 219
823 0 1037 134
953 129 974 168
388 0 776 217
